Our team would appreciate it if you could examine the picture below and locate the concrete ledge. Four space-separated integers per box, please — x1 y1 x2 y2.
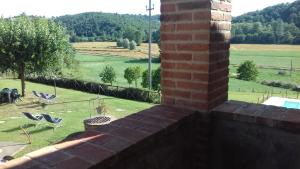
213 100 300 131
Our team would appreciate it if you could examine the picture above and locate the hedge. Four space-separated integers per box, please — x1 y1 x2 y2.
261 80 300 91
26 77 161 104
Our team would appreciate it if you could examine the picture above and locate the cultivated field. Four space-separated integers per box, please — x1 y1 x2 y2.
73 42 160 58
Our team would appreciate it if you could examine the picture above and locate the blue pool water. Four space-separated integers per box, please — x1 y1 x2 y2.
283 101 300 110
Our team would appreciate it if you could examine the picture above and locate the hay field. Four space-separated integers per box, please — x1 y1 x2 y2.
73 42 160 58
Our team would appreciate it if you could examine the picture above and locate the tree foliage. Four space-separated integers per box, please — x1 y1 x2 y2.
232 0 300 44
0 14 75 96
99 65 116 85
124 66 142 87
123 38 130 49
129 40 137 50
116 38 124 47
237 61 259 81
54 12 160 43
141 67 161 91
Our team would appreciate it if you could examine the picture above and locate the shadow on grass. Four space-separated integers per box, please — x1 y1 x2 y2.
2 124 35 133
125 57 160 64
56 132 85 144
28 126 53 135
50 98 114 106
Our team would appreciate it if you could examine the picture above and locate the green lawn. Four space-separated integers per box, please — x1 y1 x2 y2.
0 79 154 157
65 54 160 88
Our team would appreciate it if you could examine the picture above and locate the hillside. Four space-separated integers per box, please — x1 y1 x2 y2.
232 0 300 44
54 12 160 42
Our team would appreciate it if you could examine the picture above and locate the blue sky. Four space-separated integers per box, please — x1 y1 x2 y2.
0 0 296 17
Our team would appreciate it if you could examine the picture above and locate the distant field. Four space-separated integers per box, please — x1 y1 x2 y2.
67 43 300 102
73 42 160 58
231 44 300 68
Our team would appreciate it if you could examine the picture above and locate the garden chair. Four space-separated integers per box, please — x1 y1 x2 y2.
41 114 62 130
32 91 41 98
41 94 56 103
22 112 44 127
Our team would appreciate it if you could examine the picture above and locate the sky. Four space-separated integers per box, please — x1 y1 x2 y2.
0 0 297 18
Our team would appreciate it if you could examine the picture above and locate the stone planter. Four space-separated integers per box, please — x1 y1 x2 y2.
83 116 112 131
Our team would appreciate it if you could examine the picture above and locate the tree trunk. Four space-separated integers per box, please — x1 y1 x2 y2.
20 63 26 97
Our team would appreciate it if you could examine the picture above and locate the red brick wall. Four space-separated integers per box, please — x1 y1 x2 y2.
160 0 232 112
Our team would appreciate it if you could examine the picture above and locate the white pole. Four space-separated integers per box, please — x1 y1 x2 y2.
147 0 154 90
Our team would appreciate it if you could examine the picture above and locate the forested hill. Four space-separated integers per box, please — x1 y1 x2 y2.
54 12 160 42
232 0 300 44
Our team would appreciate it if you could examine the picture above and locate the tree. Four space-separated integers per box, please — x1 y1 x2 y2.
129 40 137 50
99 65 116 85
237 60 259 81
123 38 130 49
116 38 124 47
0 15 75 96
124 66 141 87
141 67 161 91
134 31 143 46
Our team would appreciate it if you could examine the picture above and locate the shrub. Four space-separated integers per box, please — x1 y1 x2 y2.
237 60 259 81
116 38 124 47
99 65 116 85
124 66 142 87
129 40 137 50
278 70 287 76
141 67 161 91
123 38 130 49
261 80 298 90
26 77 161 103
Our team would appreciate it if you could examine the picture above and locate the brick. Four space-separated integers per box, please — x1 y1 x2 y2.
87 134 132 153
65 143 113 164
161 23 176 32
161 52 192 61
161 3 176 13
161 13 193 22
56 157 92 169
193 11 211 21
177 23 210 31
177 1 210 11
162 88 191 99
177 81 208 91
162 70 192 80
177 44 209 51
161 33 193 41
109 127 149 143
161 79 176 88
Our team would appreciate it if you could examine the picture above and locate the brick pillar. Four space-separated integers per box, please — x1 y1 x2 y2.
160 0 232 112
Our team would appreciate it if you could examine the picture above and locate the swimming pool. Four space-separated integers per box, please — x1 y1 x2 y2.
263 97 300 110
283 101 300 109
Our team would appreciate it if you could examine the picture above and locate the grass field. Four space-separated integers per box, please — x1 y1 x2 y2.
0 79 153 157
68 42 300 103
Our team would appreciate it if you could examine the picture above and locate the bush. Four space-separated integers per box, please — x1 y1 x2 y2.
123 38 130 49
116 38 124 47
237 60 259 81
124 66 142 87
26 77 161 103
99 65 116 85
129 40 137 50
141 67 161 91
278 70 287 76
261 80 298 90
